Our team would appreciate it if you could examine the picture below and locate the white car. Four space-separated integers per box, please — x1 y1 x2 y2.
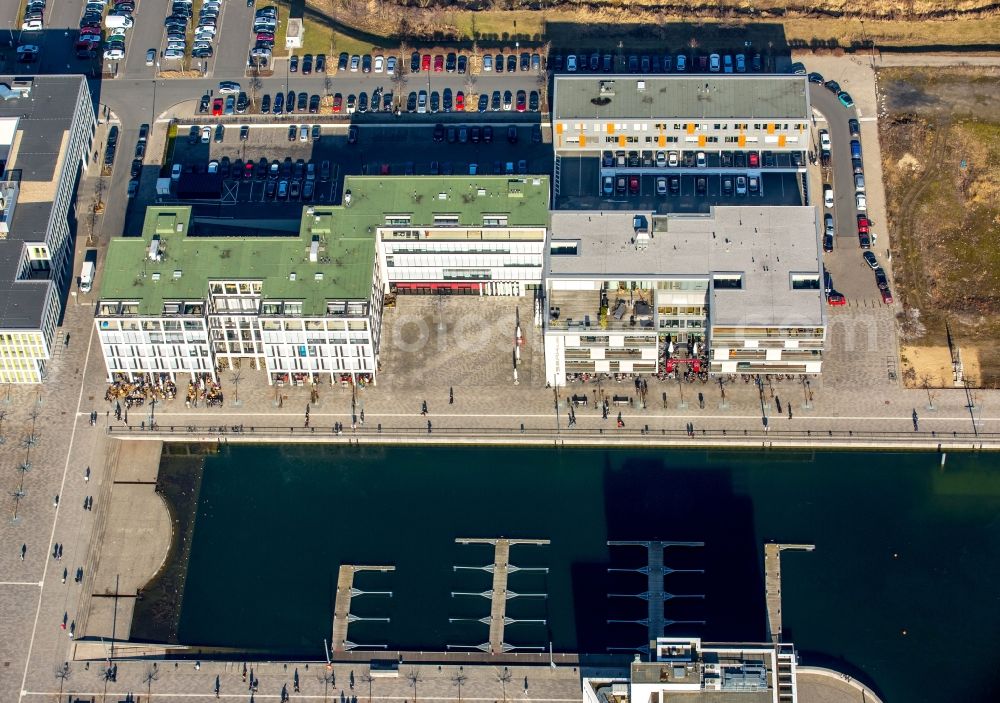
656 177 667 195
482 55 493 72
217 81 241 95
171 163 182 181
21 19 43 31
696 151 706 168
164 48 184 60
196 25 216 36
200 127 211 143
824 184 834 208
820 130 831 151
655 151 666 168
349 55 360 72
104 48 125 60
856 193 867 211
145 48 156 65
668 151 679 167
373 55 384 73
709 53 721 72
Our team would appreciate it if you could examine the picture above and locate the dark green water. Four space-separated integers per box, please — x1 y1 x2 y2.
174 446 1000 702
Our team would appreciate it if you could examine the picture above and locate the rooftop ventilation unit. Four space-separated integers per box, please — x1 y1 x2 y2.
309 235 319 262
151 272 160 282
289 272 296 281
314 272 323 281
172 269 182 279
637 81 646 92
148 236 161 261
599 80 616 96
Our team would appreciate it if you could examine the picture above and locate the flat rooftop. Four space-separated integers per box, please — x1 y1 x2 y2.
99 206 376 316
547 207 823 327
342 175 550 228
0 75 88 330
553 75 810 121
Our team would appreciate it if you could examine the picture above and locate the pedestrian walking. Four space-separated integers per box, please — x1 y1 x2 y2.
242 663 247 682
421 400 427 416
53 494 59 507
57 544 63 560
698 392 704 409
62 568 67 583
20 543 26 560
359 409 364 425
775 396 782 414
85 466 90 482
294 668 300 693
215 675 221 698
788 404 793 420
449 387 454 404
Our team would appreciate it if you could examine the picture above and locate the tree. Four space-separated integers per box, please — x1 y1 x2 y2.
360 670 374 703
55 662 72 699
452 670 468 703
407 668 422 703
143 663 160 702
921 374 937 410
497 667 512 702
318 668 336 703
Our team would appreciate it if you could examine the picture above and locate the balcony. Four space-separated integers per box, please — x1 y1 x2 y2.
547 289 656 331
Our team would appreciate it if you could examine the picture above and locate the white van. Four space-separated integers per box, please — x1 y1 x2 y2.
80 261 95 293
104 15 133 29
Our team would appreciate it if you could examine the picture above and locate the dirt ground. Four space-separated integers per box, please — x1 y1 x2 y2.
879 66 1000 386
898 345 985 389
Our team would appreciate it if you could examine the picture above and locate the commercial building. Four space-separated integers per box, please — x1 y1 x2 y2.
350 175 550 296
543 207 825 385
552 75 810 165
0 76 95 383
583 637 798 703
96 206 383 386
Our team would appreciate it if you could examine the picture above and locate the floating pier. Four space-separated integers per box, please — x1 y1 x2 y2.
764 543 815 643
607 540 703 642
331 564 394 653
454 537 550 654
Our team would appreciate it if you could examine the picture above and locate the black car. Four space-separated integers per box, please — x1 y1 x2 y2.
297 92 307 111
507 54 517 72
824 79 840 93
695 176 707 196
849 118 860 137
520 52 530 71
339 52 349 71
361 54 372 73
553 54 563 71
442 88 452 112
358 91 368 113
308 94 320 113
406 92 417 112
315 54 326 72
495 53 504 73
257 158 268 180
483 125 493 143
808 72 824 84
236 93 249 113
457 54 467 74
668 175 680 195
187 125 199 144
287 91 294 109
302 54 312 75
410 51 420 73
130 159 142 178
720 151 733 167
507 125 518 144
531 124 542 143
240 125 250 141
529 91 539 111
734 151 747 168
433 123 444 142
721 176 733 196
348 125 358 144
198 94 210 113
478 94 488 112
287 125 297 141
428 91 438 113
446 126 456 143
134 142 146 159
470 126 480 143
290 55 299 72
823 233 834 252
260 94 270 113
219 157 231 179
445 52 456 72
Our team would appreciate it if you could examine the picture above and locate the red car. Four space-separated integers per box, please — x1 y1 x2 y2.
421 54 431 71
455 91 465 111
856 215 870 234
748 151 760 168
433 54 444 72
628 175 640 194
212 98 223 116
256 32 274 42
826 291 846 306
332 93 342 112
516 90 526 112
880 288 894 304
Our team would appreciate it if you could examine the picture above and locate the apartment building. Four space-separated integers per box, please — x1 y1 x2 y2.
543 207 825 385
348 175 550 296
552 75 810 163
96 206 383 386
0 76 95 383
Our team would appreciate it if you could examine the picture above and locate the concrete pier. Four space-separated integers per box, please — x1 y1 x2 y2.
332 564 395 652
455 538 550 654
607 540 703 642
764 543 816 643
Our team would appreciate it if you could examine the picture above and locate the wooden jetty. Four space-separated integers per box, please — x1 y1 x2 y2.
764 543 815 643
455 537 550 654
331 564 394 653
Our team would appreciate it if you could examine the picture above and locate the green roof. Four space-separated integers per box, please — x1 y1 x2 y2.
340 175 550 227
99 206 376 316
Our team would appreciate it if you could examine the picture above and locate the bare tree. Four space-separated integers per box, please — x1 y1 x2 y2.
407 668 422 703
497 666 512 702
143 663 160 702
55 662 72 698
317 668 336 703
360 670 374 703
230 369 242 405
921 374 937 410
452 670 468 703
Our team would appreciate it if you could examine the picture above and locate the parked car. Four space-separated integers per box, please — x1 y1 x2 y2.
863 251 879 270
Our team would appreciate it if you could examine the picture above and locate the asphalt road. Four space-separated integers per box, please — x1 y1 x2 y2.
810 82 861 245
123 0 170 78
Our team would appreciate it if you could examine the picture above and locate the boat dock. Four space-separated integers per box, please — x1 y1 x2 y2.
454 537 550 654
331 564 395 653
607 540 704 644
764 543 815 643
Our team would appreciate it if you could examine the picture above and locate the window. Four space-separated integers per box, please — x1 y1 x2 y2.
284 302 303 316
713 274 743 290
791 274 820 290
550 242 579 256
483 215 508 227
385 215 411 226
433 215 460 226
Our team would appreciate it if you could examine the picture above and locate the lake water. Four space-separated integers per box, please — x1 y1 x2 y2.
173 445 1000 702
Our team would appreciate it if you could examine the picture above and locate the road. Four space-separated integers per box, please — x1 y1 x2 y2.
809 81 859 247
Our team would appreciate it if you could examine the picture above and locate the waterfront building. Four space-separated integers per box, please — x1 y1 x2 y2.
583 637 798 703
348 175 550 296
551 75 810 166
96 206 383 386
0 76 95 383
543 207 825 385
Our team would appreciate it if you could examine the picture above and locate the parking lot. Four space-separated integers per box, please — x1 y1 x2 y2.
556 156 803 212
